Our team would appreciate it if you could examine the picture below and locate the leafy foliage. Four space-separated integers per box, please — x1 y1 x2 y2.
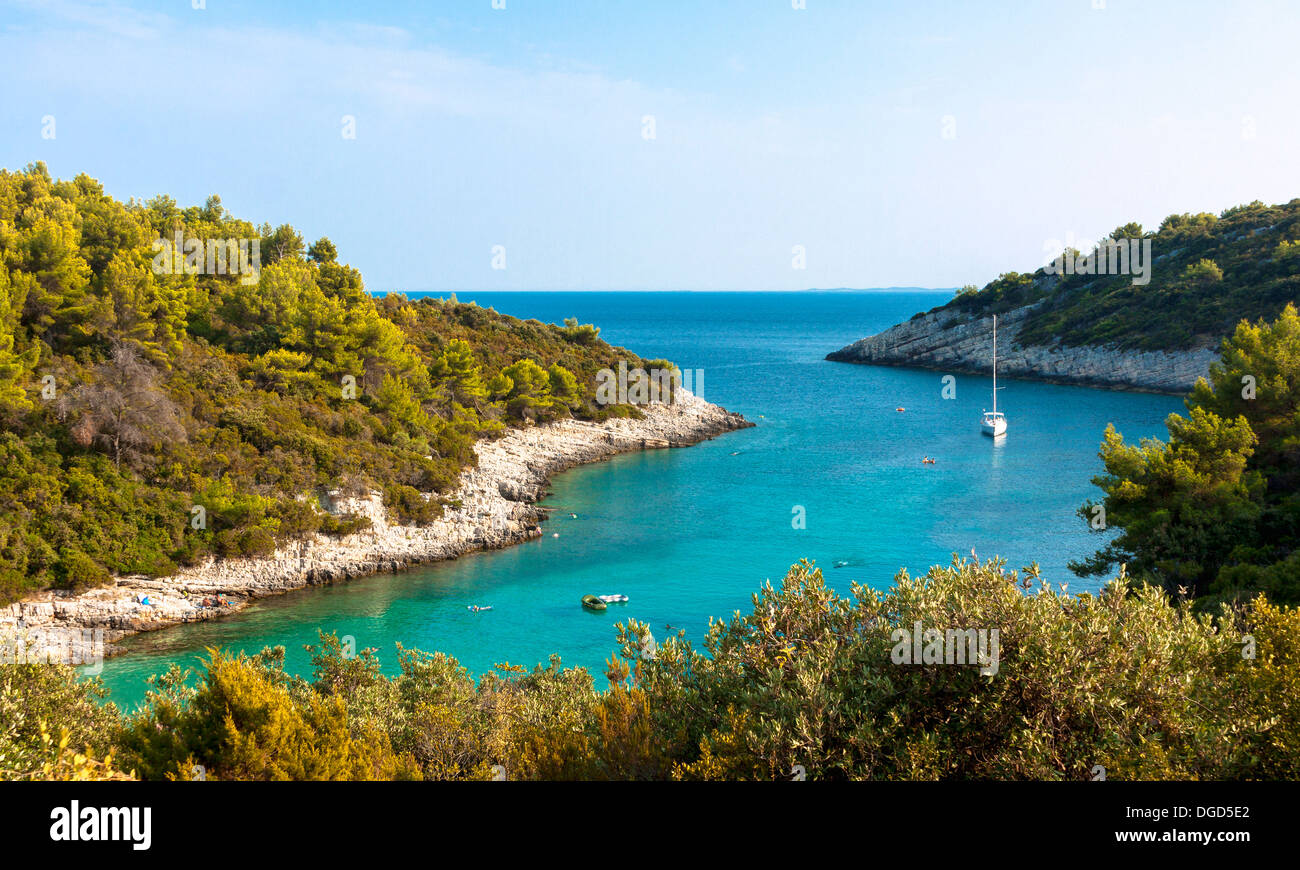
611 558 1298 780
113 648 416 781
932 200 1300 350
0 662 124 779
1074 304 1300 606
0 164 654 603
14 555 1300 781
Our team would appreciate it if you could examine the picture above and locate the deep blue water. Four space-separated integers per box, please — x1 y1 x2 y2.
94 291 1181 707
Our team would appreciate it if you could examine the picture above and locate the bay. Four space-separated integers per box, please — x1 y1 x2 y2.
94 291 1182 708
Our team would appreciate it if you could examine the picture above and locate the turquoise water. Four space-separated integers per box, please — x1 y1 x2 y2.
94 291 1182 708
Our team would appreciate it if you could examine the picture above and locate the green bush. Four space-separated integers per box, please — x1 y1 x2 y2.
614 558 1299 780
0 664 120 780
83 560 1300 781
383 484 442 525
53 549 110 591
114 649 418 781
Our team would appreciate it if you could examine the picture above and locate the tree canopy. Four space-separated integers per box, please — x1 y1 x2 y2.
0 164 655 603
932 198 1300 351
1074 303 1300 607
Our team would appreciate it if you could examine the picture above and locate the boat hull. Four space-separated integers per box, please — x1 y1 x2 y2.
980 420 1007 437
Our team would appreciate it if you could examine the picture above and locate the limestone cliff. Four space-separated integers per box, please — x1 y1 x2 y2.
826 301 1217 394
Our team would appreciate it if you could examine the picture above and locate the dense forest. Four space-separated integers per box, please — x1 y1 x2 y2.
0 163 658 604
932 199 1300 351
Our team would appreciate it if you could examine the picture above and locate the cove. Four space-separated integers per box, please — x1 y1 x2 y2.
93 291 1183 709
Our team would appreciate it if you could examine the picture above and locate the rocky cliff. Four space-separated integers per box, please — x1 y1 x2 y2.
1 393 751 664
826 301 1218 393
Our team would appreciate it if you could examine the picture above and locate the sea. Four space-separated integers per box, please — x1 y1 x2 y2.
92 291 1183 708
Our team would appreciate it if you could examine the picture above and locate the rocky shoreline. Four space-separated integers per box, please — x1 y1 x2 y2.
826 301 1218 394
1 394 751 664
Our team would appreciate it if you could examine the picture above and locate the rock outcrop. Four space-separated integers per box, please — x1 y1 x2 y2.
826 302 1218 394
1 393 751 664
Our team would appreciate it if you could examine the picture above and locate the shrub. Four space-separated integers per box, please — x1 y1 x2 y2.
114 649 418 781
0 663 120 780
612 558 1300 780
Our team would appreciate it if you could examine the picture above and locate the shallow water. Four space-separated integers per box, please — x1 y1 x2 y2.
94 291 1182 708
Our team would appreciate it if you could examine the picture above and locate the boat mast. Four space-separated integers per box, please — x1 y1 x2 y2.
992 314 997 416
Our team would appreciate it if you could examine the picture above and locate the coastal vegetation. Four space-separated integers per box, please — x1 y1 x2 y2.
0 164 651 605
3 556 1297 781
3 167 1298 781
933 199 1300 351
6 291 1293 782
1074 304 1300 608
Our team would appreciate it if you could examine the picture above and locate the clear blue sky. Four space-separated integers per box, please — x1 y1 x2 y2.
2 0 1297 291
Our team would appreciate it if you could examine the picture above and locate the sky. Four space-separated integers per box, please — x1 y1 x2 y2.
2 0 1298 292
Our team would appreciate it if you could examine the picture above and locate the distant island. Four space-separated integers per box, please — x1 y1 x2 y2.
827 199 1300 392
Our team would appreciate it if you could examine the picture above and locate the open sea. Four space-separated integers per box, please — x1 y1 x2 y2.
93 291 1182 707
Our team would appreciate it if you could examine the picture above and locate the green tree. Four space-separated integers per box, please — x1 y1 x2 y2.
561 317 600 345
1183 258 1224 287
1190 302 1300 478
0 265 34 416
547 363 581 411
501 359 553 420
307 237 337 264
1071 410 1261 595
375 372 432 437
1075 304 1300 604
259 223 304 266
431 339 487 409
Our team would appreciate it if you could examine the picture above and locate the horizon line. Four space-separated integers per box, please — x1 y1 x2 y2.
379 287 959 295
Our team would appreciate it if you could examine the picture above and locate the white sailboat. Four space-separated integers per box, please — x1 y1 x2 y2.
980 314 1008 437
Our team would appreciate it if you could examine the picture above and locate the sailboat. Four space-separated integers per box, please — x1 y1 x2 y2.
980 314 1008 437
